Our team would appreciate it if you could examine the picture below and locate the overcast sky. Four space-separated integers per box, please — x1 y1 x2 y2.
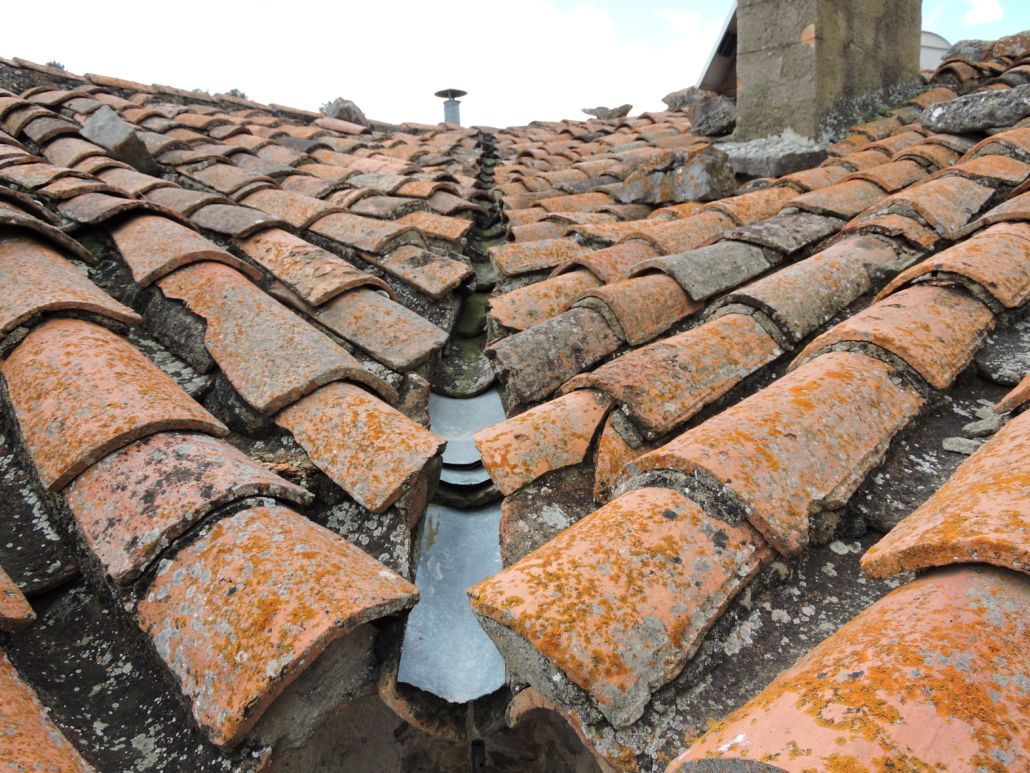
3 0 1030 128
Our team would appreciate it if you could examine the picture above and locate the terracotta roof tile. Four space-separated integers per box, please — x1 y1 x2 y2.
376 245 473 299
95 167 173 197
896 140 962 169
553 240 659 283
475 389 612 496
776 164 850 192
312 288 448 371
535 192 613 213
0 201 98 264
307 211 423 253
65 432 311 584
704 185 798 225
157 261 389 413
850 115 903 140
0 652 93 771
563 312 783 438
109 213 259 287
709 235 900 344
489 237 591 277
646 201 707 219
592 415 647 502
0 161 87 190
0 233 140 336
669 565 1029 772
567 219 657 245
137 504 417 748
42 137 105 168
862 410 1028 578
237 187 343 229
57 191 186 227
396 210 473 243
790 179 887 219
956 189 1030 235
719 211 844 255
574 274 700 345
867 175 995 234
842 211 941 249
630 240 774 301
877 222 1030 308
348 194 427 221
627 351 924 556
843 158 928 192
0 565 35 630
468 487 771 728
865 129 926 156
2 319 227 490
964 125 1030 160
908 85 958 108
236 227 388 306
933 153 1030 186
488 269 602 332
994 373 1030 414
621 210 735 254
508 220 566 242
275 382 444 512
187 202 286 237
143 186 229 215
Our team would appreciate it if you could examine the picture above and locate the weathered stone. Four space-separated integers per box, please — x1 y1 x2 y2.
942 436 983 455
662 86 719 117
921 84 1030 133
692 96 736 136
581 104 632 119
79 106 158 174
719 130 827 177
323 97 369 127
942 39 992 62
615 146 735 204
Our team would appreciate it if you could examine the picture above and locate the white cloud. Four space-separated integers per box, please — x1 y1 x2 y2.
962 0 1005 26
0 0 730 127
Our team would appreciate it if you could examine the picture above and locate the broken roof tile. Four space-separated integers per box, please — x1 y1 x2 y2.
563 312 783 438
862 410 1028 578
994 373 1030 414
475 389 612 496
488 269 602 332
236 227 388 306
574 274 700 345
877 222 1030 308
157 261 389 414
793 284 994 390
237 187 342 229
65 432 312 584
137 503 417 749
489 237 591 278
0 566 35 630
627 351 924 556
0 233 140 336
670 565 1029 772
468 487 771 728
2 319 227 490
0 652 93 771
109 213 260 287
276 381 444 512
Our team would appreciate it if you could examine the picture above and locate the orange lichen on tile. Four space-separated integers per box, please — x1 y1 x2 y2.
65 432 312 584
237 187 342 229
236 227 388 306
791 179 886 219
842 212 940 249
705 185 798 225
964 125 1030 160
0 233 140 335
574 274 700 345
627 352 924 556
875 175 995 234
994 373 1030 414
307 211 422 253
489 237 591 277
0 565 34 630
276 381 444 512
648 201 706 220
668 565 1030 773
474 389 612 496
137 504 418 749
793 285 993 390
553 241 659 283
0 652 92 770
108 213 259 287
397 210 473 243
488 269 601 332
935 154 1030 187
877 222 1030 308
468 488 772 728
2 319 227 490
622 210 734 254
377 245 474 299
564 313 783 438
862 411 1028 578
908 85 958 108
592 415 647 502
535 192 613 213
844 159 928 192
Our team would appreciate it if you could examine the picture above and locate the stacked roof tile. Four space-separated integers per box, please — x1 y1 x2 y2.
0 31 1027 773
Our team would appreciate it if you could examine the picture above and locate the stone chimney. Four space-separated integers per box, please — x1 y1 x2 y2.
734 0 921 140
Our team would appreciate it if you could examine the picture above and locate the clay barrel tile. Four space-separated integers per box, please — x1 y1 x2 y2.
236 227 389 306
312 288 448 372
719 212 844 255
777 164 850 192
188 202 287 238
0 233 140 336
468 487 772 728
0 203 98 264
64 432 313 584
877 175 996 234
397 210 474 243
790 179 887 219
187 163 273 197
535 191 612 213
238 187 343 230
876 222 1030 308
307 211 423 254
629 241 774 302
592 415 647 502
705 185 798 225
1 319 227 490
0 653 93 771
57 192 189 228
574 274 700 345
108 213 260 287
793 284 994 390
0 565 35 630
843 212 941 250
633 210 735 254
157 261 392 412
935 154 1030 187
964 125 1030 159
707 235 899 345
844 158 928 192
376 246 474 300
994 373 1030 414
489 237 591 278
145 186 230 216
474 389 613 496
668 566 1030 772
626 351 924 556
276 382 444 512
562 313 783 439
136 504 418 749
488 270 602 333
861 410 1029 578
552 241 659 283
